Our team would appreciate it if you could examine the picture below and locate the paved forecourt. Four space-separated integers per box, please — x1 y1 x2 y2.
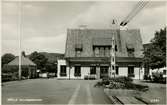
2 79 112 104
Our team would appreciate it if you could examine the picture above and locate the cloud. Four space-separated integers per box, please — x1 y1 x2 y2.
70 2 137 28
70 1 165 44
2 1 166 55
2 40 20 55
21 33 66 55
2 24 19 40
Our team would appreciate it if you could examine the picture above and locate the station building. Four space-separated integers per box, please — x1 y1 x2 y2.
57 28 144 80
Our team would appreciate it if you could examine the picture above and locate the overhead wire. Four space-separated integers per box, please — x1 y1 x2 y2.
120 1 145 26
120 1 149 26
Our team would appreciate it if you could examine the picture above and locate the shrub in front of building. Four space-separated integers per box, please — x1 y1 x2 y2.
152 72 166 83
94 76 148 91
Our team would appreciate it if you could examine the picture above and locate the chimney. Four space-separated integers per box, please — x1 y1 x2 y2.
78 24 87 30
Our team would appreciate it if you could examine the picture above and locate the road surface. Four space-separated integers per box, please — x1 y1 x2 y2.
2 79 112 104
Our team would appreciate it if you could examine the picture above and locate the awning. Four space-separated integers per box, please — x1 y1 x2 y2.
66 57 142 63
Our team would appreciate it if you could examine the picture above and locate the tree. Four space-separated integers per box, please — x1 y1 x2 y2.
1 53 15 68
29 51 48 70
143 27 166 69
45 62 57 73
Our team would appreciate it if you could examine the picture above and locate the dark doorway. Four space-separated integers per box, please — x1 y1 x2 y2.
128 66 134 77
100 66 109 78
74 66 81 77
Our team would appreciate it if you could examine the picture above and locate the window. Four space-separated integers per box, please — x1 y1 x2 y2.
74 66 81 77
60 65 66 76
105 47 110 57
128 66 134 77
126 44 135 57
76 50 81 57
75 44 82 57
99 47 105 57
127 49 135 57
116 66 119 75
90 66 96 75
94 47 100 57
100 66 109 78
94 46 112 57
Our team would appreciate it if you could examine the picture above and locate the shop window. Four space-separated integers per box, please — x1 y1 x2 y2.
116 66 119 75
74 66 81 77
60 65 66 76
90 66 96 75
100 66 109 78
128 66 134 77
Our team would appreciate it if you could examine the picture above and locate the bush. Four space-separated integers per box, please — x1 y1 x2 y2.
95 76 132 87
152 72 166 83
144 75 152 80
109 76 133 84
94 76 148 91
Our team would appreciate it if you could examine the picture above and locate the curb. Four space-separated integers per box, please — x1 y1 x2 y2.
104 88 123 104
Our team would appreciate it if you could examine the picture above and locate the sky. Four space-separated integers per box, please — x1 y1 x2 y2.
2 1 166 56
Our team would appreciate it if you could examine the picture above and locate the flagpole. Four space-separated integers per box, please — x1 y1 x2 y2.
18 1 22 80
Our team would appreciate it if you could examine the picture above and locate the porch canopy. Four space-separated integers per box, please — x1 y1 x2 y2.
66 57 143 67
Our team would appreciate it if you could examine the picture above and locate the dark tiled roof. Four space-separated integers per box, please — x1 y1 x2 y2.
93 38 112 46
65 29 143 58
7 55 36 66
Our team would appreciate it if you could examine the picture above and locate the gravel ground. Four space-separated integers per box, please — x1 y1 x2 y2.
2 78 112 104
133 80 166 104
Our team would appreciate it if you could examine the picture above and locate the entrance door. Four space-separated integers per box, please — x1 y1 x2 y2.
100 66 109 78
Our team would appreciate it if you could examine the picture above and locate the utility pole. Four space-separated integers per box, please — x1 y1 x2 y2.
18 1 22 80
110 19 117 78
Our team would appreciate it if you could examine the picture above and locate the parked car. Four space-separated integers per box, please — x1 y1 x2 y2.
39 72 48 78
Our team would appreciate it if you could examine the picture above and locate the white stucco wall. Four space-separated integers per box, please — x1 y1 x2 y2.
57 60 91 79
57 59 68 79
118 67 128 76
68 67 90 79
81 67 90 79
133 67 144 80
57 59 145 80
117 67 144 80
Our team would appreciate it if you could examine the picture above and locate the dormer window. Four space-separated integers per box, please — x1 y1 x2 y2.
94 47 100 57
126 43 135 57
75 44 82 57
75 44 83 51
